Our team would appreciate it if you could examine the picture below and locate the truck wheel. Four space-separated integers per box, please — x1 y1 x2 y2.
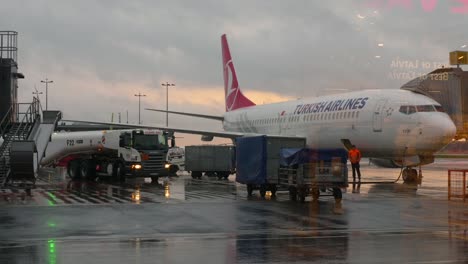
289 186 297 201
68 160 81 180
80 160 96 180
247 184 253 197
169 165 179 176
80 161 88 177
332 188 342 200
311 187 320 202
191 171 202 179
115 163 125 182
270 184 277 197
259 185 267 198
217 172 229 180
299 193 306 203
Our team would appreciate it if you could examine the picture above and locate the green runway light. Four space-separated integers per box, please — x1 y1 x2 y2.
48 239 56 264
47 192 57 206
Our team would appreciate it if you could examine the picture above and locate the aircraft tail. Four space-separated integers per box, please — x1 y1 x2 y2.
221 34 256 112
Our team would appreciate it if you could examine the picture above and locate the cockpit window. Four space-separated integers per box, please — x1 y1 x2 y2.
400 105 441 114
399 105 417 115
434 105 445 112
416 105 435 112
399 105 408 114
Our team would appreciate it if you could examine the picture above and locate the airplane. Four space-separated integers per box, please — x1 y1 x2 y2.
65 34 457 181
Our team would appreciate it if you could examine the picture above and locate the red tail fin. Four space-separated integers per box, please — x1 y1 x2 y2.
221 34 256 112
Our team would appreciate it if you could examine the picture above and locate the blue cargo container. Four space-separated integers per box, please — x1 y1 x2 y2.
236 135 306 197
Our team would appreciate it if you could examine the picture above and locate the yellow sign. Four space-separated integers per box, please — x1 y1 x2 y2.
449 51 468 65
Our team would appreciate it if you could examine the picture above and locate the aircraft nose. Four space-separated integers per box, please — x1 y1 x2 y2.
432 115 457 146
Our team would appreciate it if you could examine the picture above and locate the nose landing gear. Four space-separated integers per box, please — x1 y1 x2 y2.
402 166 422 184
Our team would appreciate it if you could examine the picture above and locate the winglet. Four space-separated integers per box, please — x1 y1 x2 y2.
221 34 256 112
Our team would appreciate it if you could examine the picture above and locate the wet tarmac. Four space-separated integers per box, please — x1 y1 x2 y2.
0 158 468 263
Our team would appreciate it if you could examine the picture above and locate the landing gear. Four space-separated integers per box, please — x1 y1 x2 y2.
402 167 419 183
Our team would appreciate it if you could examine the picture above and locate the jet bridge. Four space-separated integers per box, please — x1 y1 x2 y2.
400 51 468 139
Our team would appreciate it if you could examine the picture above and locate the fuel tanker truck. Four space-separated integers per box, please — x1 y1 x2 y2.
41 129 178 181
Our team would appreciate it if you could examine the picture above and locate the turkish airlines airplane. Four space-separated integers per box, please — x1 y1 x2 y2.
67 34 456 175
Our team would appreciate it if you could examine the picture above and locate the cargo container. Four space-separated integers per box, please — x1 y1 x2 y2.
185 145 236 179
235 135 306 197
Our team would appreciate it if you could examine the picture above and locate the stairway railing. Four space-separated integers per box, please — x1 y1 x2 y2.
11 97 41 140
0 105 13 138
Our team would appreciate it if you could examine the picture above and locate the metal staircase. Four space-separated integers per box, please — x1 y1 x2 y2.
0 98 40 185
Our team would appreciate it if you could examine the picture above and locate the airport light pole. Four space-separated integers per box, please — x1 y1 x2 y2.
161 82 175 127
134 92 147 124
40 78 53 110
32 87 43 101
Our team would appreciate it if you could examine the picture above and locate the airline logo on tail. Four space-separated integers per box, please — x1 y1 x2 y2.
221 34 256 112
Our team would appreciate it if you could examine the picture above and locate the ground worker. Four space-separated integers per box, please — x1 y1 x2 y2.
348 145 362 182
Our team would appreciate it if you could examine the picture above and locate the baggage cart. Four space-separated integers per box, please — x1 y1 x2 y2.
278 148 348 202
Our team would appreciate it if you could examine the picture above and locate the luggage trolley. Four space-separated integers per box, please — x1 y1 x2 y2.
278 148 348 202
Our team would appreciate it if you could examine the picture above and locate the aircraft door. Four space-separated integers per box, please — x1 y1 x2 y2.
279 114 290 135
373 99 387 132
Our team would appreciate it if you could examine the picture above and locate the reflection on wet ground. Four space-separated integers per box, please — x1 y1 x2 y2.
0 158 467 263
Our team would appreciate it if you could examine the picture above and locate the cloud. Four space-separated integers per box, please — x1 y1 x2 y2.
1 0 467 146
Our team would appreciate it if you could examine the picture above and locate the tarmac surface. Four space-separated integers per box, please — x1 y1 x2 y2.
0 158 467 263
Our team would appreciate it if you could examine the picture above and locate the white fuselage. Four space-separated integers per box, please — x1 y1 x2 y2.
223 90 456 159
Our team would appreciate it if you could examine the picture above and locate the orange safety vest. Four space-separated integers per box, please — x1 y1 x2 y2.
348 149 362 164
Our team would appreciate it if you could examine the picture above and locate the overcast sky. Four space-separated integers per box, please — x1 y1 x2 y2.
1 0 467 146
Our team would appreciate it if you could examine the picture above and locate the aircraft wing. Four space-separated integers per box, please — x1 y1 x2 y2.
60 120 306 141
145 108 224 121
61 120 244 139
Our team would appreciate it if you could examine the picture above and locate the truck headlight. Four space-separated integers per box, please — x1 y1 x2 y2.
164 163 171 169
131 164 142 170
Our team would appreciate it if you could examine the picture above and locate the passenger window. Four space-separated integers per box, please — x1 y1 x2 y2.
408 106 416 114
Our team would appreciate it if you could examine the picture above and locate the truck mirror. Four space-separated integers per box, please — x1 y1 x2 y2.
171 138 175 148
119 135 125 147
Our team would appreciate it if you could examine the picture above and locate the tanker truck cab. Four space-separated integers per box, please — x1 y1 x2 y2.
118 129 171 181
